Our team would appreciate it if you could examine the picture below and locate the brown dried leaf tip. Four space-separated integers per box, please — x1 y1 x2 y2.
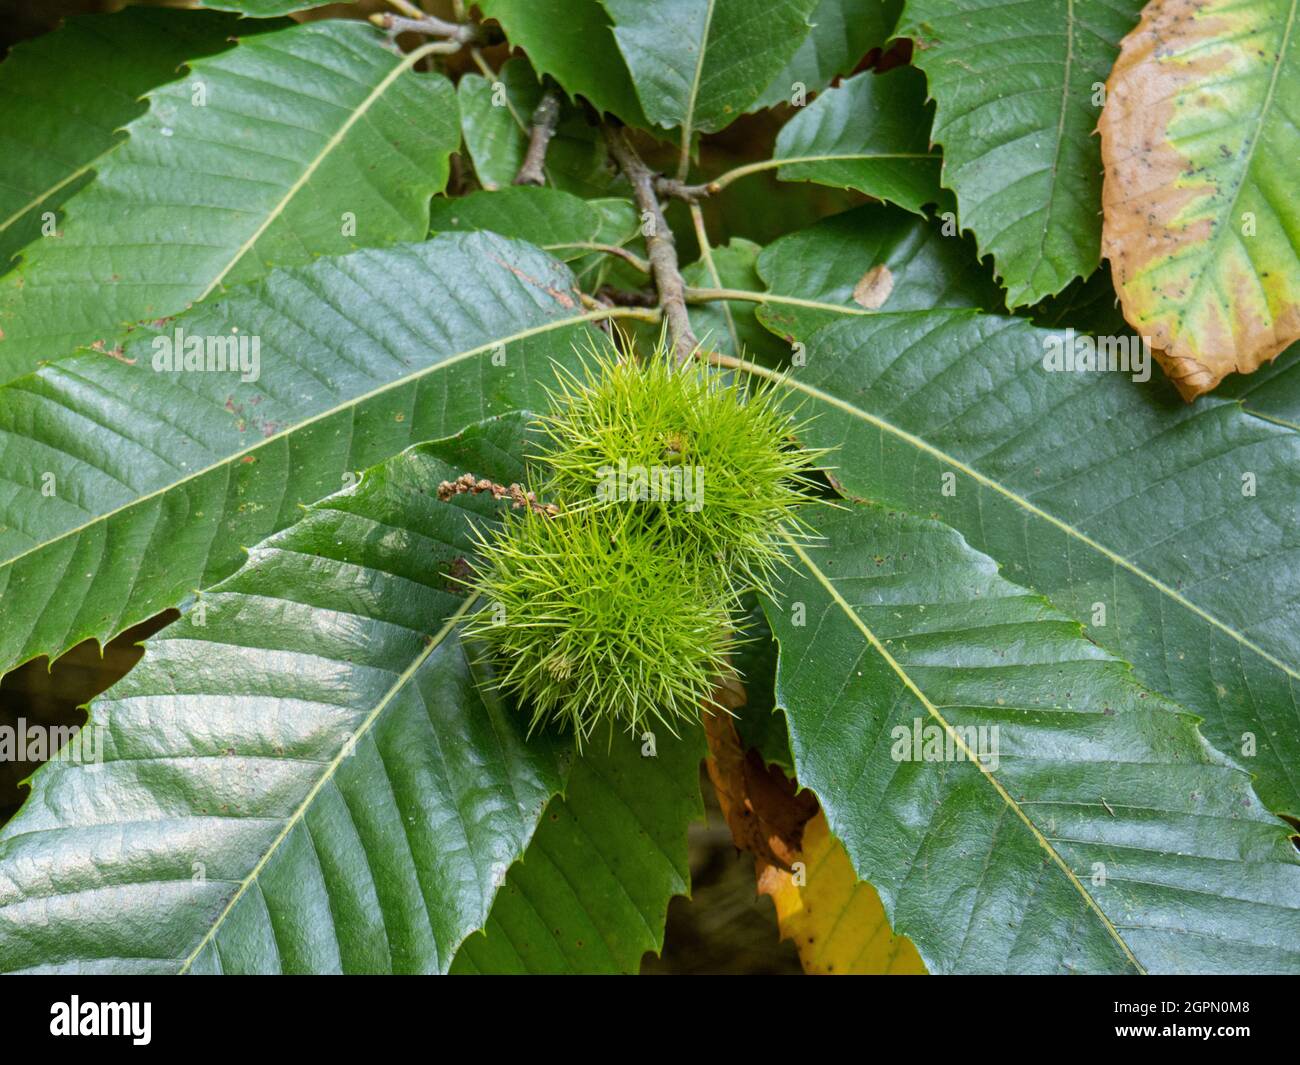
703 688 818 874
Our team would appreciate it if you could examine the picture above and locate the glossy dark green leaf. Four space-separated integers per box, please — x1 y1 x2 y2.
0 20 460 385
428 187 634 264
571 199 645 291
685 204 1002 347
735 311 1300 817
0 415 573 974
602 0 819 141
898 0 1144 306
752 203 1002 338
752 0 903 110
0 233 633 680
478 0 648 127
767 503 1300 973
0 8 272 274
450 725 703 973
1218 343 1300 432
767 68 949 217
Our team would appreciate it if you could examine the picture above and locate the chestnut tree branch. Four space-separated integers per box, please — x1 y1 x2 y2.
514 88 562 186
601 124 698 364
371 11 483 43
654 176 719 203
655 156 832 204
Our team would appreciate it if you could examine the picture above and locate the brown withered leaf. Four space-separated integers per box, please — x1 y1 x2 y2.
758 812 927 975
703 677 923 974
702 681 816 872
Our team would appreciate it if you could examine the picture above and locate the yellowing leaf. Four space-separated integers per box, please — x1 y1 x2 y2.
758 812 927 975
1100 0 1300 399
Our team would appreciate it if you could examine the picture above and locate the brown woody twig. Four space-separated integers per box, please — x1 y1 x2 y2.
370 12 483 43
601 124 698 364
514 89 562 187
653 176 719 203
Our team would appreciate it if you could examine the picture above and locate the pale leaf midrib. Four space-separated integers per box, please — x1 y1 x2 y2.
677 0 716 174
1020 0 1076 303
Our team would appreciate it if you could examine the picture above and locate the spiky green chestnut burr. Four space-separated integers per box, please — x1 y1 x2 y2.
536 343 824 592
463 503 735 746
